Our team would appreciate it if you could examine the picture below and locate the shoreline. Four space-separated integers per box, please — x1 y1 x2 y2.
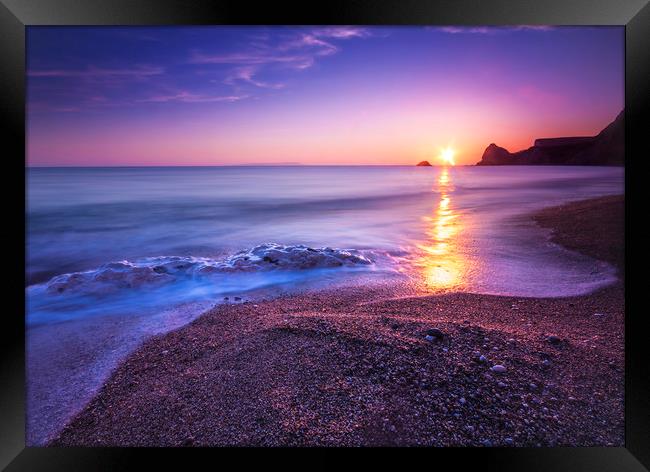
49 195 624 447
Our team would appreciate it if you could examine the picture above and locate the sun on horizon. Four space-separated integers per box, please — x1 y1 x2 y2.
439 147 456 166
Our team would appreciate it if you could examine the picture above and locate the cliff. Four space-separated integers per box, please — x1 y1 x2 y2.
476 110 624 166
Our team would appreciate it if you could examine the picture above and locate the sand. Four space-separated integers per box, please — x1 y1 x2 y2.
50 195 624 447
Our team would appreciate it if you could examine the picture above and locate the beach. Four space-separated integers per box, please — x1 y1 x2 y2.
50 195 624 447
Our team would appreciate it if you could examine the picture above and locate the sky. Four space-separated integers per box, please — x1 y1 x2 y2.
27 26 624 166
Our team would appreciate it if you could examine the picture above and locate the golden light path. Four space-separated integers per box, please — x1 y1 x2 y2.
416 166 466 290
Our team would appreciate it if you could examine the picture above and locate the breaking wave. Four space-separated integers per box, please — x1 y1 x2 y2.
42 243 372 296
26 244 377 326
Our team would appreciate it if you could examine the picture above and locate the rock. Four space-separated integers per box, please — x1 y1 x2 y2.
459 397 466 405
234 296 242 301
479 355 487 364
491 365 507 374
426 328 445 339
416 160 432 166
542 359 552 368
504 438 514 446
546 335 561 345
497 382 507 388
482 439 493 447
476 110 624 166
424 335 435 342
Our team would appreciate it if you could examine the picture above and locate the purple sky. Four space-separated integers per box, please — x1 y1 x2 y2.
27 26 624 166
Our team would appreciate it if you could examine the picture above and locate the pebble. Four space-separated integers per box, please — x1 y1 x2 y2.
424 335 435 342
504 438 514 446
593 313 606 317
497 382 507 388
479 355 487 363
459 397 466 405
482 439 493 447
542 359 552 368
491 365 507 373
547 335 561 345
426 328 445 339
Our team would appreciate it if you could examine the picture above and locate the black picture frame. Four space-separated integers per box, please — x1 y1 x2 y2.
2 0 648 469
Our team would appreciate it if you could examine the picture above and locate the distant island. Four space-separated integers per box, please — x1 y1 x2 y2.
476 110 624 166
416 160 432 166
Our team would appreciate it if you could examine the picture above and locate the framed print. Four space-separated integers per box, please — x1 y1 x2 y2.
1 0 648 469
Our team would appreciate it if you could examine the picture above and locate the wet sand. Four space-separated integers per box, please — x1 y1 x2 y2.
50 195 624 447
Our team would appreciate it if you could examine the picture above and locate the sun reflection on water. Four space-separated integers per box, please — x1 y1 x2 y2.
416 167 466 290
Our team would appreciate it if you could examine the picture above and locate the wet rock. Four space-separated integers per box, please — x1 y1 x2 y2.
547 335 562 345
426 328 445 339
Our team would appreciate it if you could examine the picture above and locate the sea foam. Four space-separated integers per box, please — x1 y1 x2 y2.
43 243 373 296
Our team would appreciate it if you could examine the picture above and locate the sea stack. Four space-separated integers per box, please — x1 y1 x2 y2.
416 160 432 166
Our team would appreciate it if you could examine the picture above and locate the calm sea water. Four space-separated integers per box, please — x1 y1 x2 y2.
27 165 624 322
25 165 624 445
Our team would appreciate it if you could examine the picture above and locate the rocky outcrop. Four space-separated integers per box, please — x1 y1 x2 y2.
416 160 433 166
476 110 624 166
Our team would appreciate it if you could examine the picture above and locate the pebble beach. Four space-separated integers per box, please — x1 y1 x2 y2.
50 195 624 447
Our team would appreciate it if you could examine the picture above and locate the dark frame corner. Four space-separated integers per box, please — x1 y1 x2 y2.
2 0 648 470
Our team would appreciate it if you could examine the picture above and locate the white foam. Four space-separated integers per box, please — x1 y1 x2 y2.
41 243 373 296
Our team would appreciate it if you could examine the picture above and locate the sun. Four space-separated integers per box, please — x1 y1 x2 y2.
439 146 456 166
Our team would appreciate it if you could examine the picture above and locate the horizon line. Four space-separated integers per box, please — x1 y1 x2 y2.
26 164 472 168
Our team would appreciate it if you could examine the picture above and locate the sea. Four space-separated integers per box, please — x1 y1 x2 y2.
25 165 624 444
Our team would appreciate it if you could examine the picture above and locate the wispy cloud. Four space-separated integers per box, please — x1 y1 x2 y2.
138 91 248 103
28 66 164 78
434 25 555 34
193 26 373 95
224 66 285 89
28 27 373 112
